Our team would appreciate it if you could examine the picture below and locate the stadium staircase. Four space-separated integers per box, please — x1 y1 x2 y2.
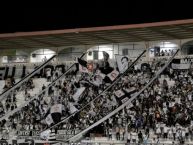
46 49 179 143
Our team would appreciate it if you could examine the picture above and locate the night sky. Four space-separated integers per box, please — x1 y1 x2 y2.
0 2 193 33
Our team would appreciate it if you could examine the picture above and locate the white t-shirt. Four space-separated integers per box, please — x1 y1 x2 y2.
164 126 168 133
46 70 51 77
188 94 192 101
182 130 186 137
172 127 176 133
156 127 161 134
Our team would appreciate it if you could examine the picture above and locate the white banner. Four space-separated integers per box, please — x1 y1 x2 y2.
107 70 119 81
45 114 54 126
172 63 190 69
72 87 85 102
115 55 129 73
121 97 129 104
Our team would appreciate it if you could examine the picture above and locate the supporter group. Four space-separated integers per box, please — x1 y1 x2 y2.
0 50 193 144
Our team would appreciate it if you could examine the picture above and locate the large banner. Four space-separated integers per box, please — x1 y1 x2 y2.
16 130 41 140
56 130 80 140
0 139 59 145
115 55 129 73
172 63 191 69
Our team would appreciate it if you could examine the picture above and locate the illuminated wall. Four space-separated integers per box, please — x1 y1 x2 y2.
30 49 56 63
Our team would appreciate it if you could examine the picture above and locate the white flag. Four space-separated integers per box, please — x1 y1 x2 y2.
40 129 51 140
172 63 190 69
107 70 119 81
69 103 78 114
72 87 86 102
45 114 54 126
114 90 125 98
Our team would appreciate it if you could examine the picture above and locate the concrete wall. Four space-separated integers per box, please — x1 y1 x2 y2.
0 38 193 65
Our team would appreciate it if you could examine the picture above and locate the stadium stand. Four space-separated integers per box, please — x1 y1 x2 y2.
1 19 193 145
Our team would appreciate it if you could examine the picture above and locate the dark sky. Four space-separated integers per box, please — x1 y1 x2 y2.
0 2 193 33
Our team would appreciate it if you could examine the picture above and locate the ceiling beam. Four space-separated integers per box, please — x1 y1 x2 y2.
24 37 60 47
115 31 149 41
147 28 181 39
50 35 87 46
178 25 193 35
80 33 118 43
0 39 33 49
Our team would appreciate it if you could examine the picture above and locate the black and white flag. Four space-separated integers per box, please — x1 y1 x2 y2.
45 104 63 126
72 87 86 102
115 55 129 73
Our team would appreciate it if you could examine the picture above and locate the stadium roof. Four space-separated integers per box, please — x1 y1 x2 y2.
1 19 193 49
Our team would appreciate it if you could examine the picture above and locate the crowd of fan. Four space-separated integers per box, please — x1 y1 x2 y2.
0 57 121 139
39 59 193 144
96 66 193 144
1 53 193 144
0 56 168 142
0 65 65 137
52 61 156 139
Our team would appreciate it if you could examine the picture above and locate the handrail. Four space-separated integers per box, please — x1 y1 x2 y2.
41 50 147 133
0 52 87 122
67 49 179 142
0 55 56 102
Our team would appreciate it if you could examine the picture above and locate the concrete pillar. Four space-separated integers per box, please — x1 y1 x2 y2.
145 42 150 61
